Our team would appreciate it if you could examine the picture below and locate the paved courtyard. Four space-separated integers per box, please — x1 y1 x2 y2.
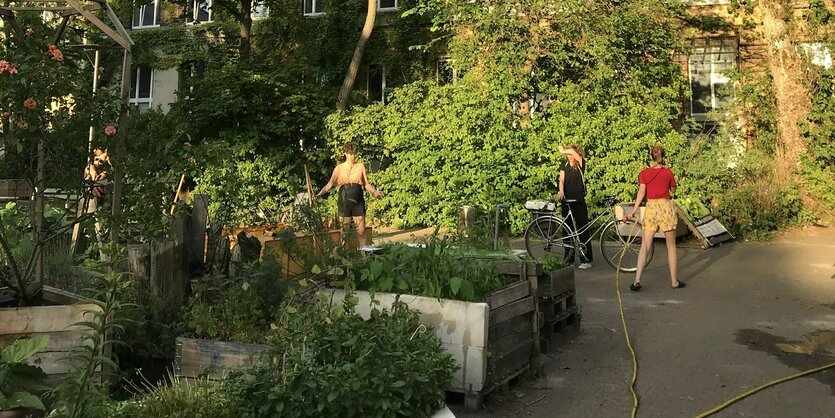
378 226 835 417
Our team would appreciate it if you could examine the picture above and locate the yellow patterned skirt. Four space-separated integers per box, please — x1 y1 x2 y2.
643 199 677 232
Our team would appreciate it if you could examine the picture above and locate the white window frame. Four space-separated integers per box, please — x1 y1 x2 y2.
129 66 155 110
303 0 324 16
132 0 160 29
190 0 213 24
688 38 736 121
377 0 398 12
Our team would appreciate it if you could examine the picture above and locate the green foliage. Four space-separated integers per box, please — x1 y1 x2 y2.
221 297 457 418
353 237 507 301
0 335 49 411
540 254 567 272
800 68 835 217
183 257 286 343
108 375 227 418
49 251 133 418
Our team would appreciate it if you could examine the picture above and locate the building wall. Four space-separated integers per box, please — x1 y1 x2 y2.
153 68 179 112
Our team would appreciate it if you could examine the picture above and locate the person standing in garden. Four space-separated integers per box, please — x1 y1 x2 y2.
315 142 383 247
558 143 593 269
623 146 684 291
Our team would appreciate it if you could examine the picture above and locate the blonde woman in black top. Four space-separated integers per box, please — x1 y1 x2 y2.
558 144 592 269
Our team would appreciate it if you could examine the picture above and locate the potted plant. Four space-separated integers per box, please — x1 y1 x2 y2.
0 336 49 417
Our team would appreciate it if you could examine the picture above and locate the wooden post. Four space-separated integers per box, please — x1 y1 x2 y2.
170 174 186 216
110 49 131 247
526 261 541 370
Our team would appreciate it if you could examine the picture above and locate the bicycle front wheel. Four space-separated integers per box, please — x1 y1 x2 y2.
524 216 575 263
599 220 654 272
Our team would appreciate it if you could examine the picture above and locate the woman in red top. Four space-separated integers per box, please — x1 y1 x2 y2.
624 146 684 291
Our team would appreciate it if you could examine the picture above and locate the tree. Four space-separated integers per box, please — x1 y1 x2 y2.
336 0 378 110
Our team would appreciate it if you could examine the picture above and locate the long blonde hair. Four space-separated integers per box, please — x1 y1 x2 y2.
567 143 585 168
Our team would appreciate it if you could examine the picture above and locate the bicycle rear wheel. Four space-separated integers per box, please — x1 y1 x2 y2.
524 216 575 263
599 220 654 272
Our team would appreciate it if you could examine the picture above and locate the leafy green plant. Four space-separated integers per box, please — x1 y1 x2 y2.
108 374 227 418
182 257 286 343
539 254 567 272
49 250 133 418
0 335 50 412
353 236 507 301
220 296 457 418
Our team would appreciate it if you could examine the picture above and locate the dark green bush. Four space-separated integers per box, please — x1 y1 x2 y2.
220 298 457 418
182 257 286 344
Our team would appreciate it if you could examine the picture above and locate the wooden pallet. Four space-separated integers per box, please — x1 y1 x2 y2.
464 364 530 411
538 291 582 353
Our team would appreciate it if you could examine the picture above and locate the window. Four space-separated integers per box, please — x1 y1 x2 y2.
130 65 154 111
688 38 736 120
132 0 159 28
252 1 268 19
189 0 213 23
367 64 386 103
378 0 398 10
304 0 324 16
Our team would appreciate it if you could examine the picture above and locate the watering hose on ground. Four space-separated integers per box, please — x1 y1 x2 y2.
612 221 835 418
614 220 641 418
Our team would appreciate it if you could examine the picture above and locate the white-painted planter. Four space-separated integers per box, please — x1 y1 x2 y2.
328 289 492 393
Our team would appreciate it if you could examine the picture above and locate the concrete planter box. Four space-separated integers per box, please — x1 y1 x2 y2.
0 286 102 378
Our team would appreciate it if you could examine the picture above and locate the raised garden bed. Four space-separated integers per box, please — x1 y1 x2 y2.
537 266 580 353
174 337 268 381
328 257 544 411
0 286 101 379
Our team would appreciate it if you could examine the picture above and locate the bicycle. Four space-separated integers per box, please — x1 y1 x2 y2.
523 197 654 272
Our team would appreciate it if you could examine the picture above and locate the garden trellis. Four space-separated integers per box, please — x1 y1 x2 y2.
1 0 133 293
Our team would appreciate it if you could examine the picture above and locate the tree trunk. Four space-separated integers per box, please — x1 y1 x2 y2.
760 1 810 181
336 0 378 111
239 0 252 60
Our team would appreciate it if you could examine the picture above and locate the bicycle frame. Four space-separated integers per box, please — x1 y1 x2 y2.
535 202 616 250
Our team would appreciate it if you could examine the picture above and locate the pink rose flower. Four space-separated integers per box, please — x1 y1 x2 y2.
23 98 37 110
47 44 64 61
0 60 9 74
104 125 117 137
26 28 34 37
8 65 17 75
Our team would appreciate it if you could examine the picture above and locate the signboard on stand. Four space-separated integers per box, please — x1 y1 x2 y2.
673 201 734 249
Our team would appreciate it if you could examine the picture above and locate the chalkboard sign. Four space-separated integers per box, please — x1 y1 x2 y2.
673 203 734 249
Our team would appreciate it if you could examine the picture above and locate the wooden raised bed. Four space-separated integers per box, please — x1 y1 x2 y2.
0 286 101 378
328 257 544 411
537 266 581 353
174 337 267 380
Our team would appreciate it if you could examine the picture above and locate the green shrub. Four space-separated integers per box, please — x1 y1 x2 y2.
109 376 226 418
182 257 286 344
220 298 457 418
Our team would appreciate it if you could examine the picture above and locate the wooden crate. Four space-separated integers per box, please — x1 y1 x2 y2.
539 291 581 354
174 337 268 380
538 266 575 298
0 287 102 378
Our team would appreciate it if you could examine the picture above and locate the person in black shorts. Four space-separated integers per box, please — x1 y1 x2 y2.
315 143 382 247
